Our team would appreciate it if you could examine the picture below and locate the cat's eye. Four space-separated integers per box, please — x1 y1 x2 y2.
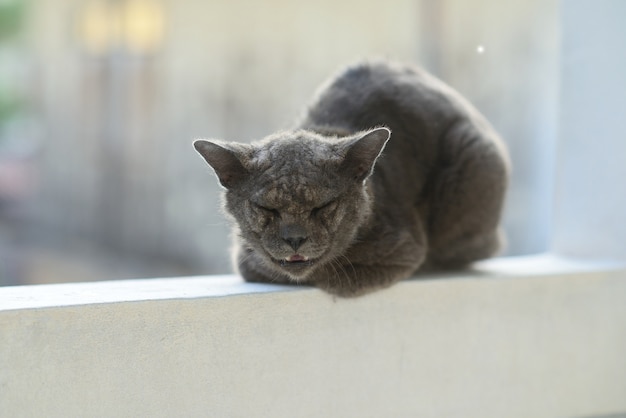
311 200 336 217
254 203 280 218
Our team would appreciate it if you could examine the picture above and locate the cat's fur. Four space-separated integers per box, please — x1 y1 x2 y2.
194 60 509 297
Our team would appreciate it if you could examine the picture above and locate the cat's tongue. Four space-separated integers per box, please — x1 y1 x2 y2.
286 254 308 262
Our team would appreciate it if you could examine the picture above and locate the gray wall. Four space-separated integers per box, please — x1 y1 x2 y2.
3 258 626 417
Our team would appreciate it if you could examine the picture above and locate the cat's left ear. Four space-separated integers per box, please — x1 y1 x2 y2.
340 127 391 182
193 140 250 189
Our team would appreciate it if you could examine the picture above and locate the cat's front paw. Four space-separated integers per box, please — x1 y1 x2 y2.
238 262 290 285
235 247 297 285
312 262 411 297
315 276 378 298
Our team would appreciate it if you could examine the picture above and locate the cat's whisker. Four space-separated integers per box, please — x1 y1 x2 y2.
268 268 284 284
340 257 355 290
329 256 352 292
321 258 336 289
235 251 256 270
328 259 342 290
331 259 348 290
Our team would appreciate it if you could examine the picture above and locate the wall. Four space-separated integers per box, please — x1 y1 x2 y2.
2 256 626 417
429 0 560 255
552 0 626 261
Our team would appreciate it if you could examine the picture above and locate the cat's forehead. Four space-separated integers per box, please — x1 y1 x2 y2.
251 131 342 166
252 166 339 208
253 178 325 208
248 133 343 208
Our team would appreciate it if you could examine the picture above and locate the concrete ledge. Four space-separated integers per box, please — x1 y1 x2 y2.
2 254 626 417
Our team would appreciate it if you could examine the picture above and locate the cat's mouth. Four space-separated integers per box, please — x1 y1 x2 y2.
272 254 317 270
283 254 308 263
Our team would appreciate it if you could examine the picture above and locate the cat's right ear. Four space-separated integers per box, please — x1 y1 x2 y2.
193 140 249 189
340 127 391 182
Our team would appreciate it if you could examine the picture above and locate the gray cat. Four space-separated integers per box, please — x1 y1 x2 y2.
194 60 509 297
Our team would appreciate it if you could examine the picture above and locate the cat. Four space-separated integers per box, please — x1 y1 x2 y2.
194 60 509 297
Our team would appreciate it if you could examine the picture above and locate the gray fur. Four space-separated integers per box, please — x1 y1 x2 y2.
194 60 509 297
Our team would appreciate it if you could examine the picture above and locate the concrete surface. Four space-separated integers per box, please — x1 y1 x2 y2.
2 255 625 418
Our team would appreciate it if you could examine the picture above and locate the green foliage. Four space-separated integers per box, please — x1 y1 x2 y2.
0 94 21 123
0 0 25 42
0 1 27 139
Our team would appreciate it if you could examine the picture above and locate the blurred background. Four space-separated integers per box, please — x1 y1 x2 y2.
0 0 559 286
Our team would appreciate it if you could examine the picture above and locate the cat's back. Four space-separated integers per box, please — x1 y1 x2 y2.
300 60 509 214
301 60 473 134
301 60 507 170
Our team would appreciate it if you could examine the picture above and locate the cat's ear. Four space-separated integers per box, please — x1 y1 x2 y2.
340 127 391 182
193 140 250 189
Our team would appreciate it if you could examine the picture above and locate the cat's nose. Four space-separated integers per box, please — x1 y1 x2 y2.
284 236 308 252
280 224 308 251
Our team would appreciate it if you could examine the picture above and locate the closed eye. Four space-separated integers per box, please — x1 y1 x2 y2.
254 203 280 218
311 200 336 217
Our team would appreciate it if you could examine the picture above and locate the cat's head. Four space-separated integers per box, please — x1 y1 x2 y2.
194 127 390 281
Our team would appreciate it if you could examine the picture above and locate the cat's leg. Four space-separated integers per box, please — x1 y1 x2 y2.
313 262 420 297
235 245 294 285
421 229 503 271
424 135 508 269
312 227 427 297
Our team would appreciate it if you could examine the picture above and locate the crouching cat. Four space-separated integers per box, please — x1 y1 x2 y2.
194 60 509 297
